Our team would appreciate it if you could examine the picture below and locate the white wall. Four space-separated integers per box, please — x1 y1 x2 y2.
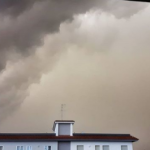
55 123 58 136
0 141 133 150
71 142 133 150
0 142 58 150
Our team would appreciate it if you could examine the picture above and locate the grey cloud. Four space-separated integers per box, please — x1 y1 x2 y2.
0 4 150 123
0 0 102 66
0 2 149 150
0 0 39 16
0 0 148 69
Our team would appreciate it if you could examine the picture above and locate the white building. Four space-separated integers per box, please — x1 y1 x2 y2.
0 120 138 150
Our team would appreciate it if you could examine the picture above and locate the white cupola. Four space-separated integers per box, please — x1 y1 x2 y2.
53 120 75 136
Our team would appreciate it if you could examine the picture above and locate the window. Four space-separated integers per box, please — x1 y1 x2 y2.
121 146 128 150
103 145 109 150
77 145 84 150
17 146 23 150
95 145 100 150
0 146 3 150
26 146 32 150
48 146 51 150
45 146 51 150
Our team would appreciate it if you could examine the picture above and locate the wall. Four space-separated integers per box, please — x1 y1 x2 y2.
0 141 133 150
71 142 133 150
0 142 57 150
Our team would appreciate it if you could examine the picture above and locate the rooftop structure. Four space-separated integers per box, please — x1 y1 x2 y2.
0 120 138 150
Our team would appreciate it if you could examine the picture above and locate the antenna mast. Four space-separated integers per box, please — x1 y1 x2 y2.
61 104 66 120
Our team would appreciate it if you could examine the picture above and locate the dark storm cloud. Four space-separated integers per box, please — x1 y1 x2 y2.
0 0 105 120
0 0 102 68
0 0 39 15
0 0 147 69
0 2 149 148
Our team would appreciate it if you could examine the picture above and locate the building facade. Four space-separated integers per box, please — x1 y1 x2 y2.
0 120 138 150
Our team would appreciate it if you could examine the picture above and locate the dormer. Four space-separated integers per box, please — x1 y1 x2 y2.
53 120 75 136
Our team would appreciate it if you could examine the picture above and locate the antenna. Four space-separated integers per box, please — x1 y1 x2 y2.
61 104 66 120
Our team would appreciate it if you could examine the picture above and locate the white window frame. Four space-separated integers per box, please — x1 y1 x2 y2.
102 145 109 150
44 146 51 150
77 145 84 150
16 146 24 150
26 146 32 150
121 145 128 150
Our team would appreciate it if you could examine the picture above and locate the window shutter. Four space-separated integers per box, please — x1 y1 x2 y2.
121 146 128 150
103 146 109 150
95 145 100 150
77 145 84 150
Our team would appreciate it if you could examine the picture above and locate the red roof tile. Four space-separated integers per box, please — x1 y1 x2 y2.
0 133 138 142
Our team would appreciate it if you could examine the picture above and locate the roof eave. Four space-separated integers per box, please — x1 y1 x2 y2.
0 139 138 142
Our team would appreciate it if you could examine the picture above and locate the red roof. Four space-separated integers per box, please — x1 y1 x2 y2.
0 133 138 142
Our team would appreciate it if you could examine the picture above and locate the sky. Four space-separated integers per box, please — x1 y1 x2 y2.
0 0 150 150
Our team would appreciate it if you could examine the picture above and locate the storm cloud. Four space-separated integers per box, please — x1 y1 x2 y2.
0 1 150 150
0 0 147 68
0 0 147 119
